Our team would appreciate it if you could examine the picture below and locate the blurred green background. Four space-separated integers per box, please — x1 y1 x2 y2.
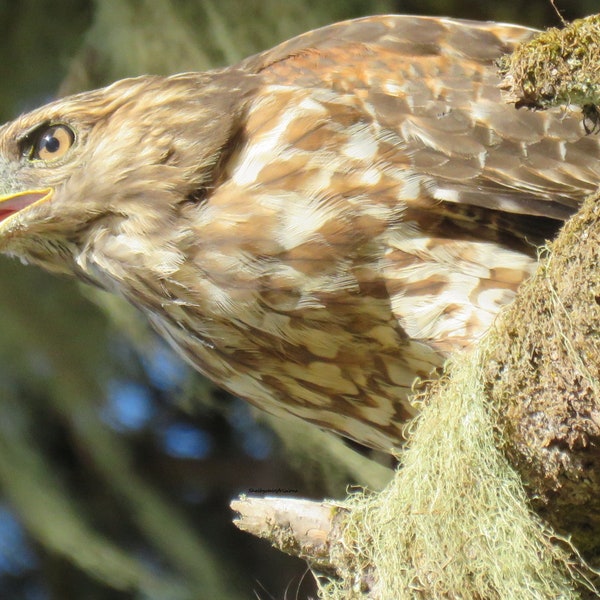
0 1 596 599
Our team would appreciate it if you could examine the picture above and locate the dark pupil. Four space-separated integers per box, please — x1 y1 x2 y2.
41 133 60 154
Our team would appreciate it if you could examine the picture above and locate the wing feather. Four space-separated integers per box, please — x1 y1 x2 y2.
239 15 600 221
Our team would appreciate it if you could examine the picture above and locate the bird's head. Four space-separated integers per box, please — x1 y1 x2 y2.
0 71 249 281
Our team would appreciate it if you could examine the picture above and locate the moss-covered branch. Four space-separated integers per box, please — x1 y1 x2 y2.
498 14 600 130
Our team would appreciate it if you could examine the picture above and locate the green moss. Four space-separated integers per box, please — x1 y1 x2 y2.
317 343 596 598
498 14 600 129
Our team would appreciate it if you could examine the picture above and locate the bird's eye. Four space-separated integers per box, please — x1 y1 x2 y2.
25 124 75 161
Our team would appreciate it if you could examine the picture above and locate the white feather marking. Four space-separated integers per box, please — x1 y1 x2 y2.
261 192 343 250
396 173 422 201
296 95 329 115
383 79 404 96
432 187 460 202
232 102 301 186
342 123 379 161
360 167 382 185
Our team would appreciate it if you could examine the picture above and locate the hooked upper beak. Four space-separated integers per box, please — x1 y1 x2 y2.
0 188 52 225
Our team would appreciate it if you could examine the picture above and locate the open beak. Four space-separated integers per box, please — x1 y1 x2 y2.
0 189 52 224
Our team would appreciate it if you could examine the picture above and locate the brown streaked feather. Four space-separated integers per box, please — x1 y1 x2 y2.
1 16 599 451
243 16 596 219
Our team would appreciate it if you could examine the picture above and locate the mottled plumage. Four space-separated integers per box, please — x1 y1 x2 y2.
0 16 599 450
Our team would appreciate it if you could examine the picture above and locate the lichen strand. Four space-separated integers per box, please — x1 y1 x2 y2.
486 190 600 559
321 347 593 599
498 14 600 114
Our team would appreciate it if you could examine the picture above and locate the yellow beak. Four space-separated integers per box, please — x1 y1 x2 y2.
0 188 52 224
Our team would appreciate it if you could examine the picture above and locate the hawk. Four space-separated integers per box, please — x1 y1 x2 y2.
0 15 598 451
